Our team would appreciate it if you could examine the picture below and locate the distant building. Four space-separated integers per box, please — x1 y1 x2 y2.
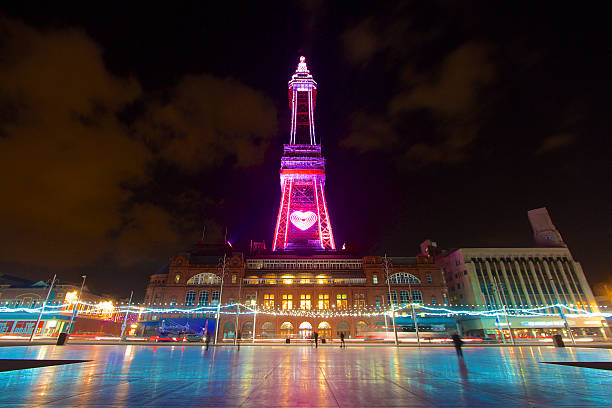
426 207 608 339
0 274 124 337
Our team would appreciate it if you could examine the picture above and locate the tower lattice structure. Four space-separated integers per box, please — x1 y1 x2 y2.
272 57 336 251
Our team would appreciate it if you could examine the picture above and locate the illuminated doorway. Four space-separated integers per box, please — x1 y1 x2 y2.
318 321 331 339
280 321 294 337
298 321 313 339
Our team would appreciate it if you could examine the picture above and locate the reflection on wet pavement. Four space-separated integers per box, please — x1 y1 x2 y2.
0 345 610 407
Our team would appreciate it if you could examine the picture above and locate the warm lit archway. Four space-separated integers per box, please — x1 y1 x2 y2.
317 321 331 339
298 321 313 339
280 321 294 337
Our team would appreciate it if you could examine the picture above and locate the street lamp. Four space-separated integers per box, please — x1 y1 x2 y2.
120 290 134 340
493 276 515 345
66 275 86 342
406 271 421 347
383 254 399 346
214 253 228 345
29 274 56 343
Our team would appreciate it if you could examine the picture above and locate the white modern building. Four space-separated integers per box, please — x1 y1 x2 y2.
423 208 609 340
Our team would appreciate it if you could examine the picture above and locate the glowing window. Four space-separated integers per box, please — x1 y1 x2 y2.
300 294 311 310
411 290 423 304
264 294 275 309
399 290 410 304
211 291 220 305
280 321 294 336
198 291 209 306
175 274 180 283
232 275 237 284
187 273 221 286
318 294 329 309
373 275 378 284
336 294 347 309
282 294 293 310
387 273 421 285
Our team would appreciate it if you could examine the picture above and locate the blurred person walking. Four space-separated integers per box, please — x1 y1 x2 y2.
452 333 464 359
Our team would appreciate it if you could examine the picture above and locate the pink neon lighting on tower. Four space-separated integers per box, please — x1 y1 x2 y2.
272 57 336 251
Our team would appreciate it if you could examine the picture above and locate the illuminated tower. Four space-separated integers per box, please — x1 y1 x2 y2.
272 57 336 251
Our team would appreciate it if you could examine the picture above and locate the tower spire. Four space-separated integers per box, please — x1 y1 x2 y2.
288 56 317 145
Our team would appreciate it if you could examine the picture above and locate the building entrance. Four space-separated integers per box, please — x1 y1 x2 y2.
298 321 313 339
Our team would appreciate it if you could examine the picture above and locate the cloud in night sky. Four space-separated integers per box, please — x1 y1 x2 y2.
0 17 149 267
341 19 382 66
536 133 576 155
0 17 277 272
134 74 277 172
341 39 496 166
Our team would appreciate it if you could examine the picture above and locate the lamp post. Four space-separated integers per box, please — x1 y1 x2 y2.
493 276 514 345
214 253 227 345
549 278 575 346
234 264 243 346
66 275 86 342
120 290 134 340
383 254 399 346
381 295 388 331
406 273 421 346
252 290 258 343
29 274 56 343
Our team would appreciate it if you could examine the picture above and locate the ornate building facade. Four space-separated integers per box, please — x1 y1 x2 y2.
142 244 447 340
140 58 447 340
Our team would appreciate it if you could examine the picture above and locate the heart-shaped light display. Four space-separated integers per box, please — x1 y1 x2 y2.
290 210 318 231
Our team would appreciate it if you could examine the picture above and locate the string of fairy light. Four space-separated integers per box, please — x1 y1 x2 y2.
1 300 610 319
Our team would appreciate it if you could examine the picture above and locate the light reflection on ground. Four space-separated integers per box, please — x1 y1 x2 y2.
0 345 610 407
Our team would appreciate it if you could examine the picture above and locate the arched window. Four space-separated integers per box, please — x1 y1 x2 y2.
298 321 313 339
261 322 275 338
356 321 368 334
387 273 421 284
318 321 332 338
242 322 253 339
280 322 294 337
223 321 235 339
187 273 221 286
337 321 350 337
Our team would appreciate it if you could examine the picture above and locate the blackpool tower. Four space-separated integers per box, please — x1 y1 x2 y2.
272 57 336 251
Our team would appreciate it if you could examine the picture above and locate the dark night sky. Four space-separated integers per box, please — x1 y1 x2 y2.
1 2 610 299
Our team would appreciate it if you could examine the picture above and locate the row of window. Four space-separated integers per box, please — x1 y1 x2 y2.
247 259 362 270
183 290 220 306
181 272 432 286
386 290 427 305
180 291 430 309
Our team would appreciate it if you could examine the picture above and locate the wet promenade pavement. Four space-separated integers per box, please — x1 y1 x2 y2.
0 344 610 407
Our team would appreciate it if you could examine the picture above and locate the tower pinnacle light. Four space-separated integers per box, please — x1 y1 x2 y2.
272 57 336 251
